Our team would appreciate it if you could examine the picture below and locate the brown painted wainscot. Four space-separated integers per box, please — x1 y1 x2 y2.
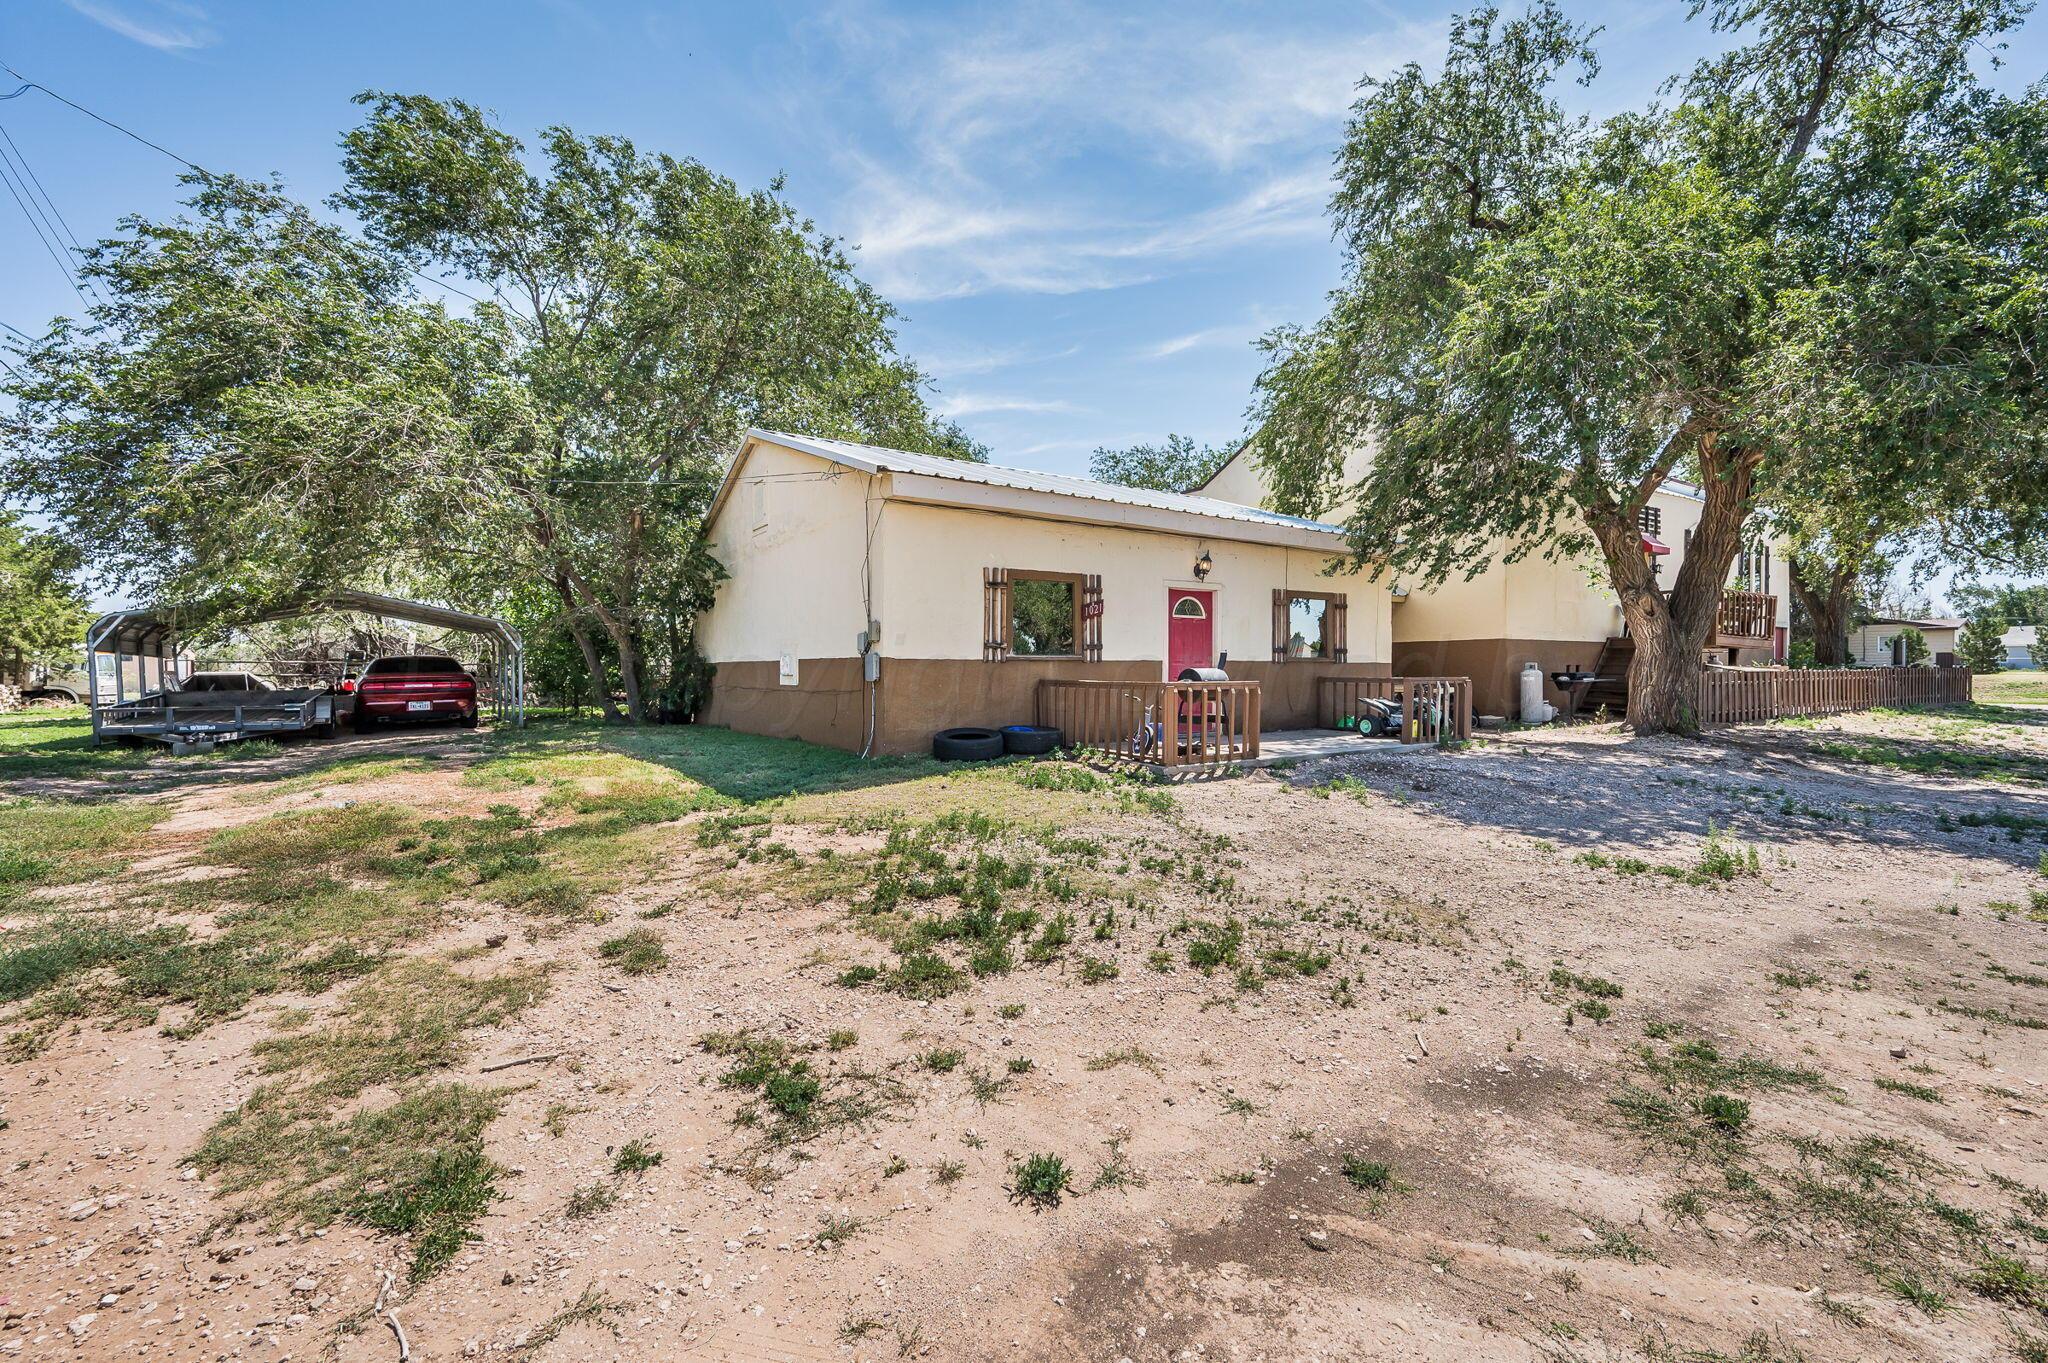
699 658 1396 756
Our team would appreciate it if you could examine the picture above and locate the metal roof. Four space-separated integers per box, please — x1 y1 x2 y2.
732 429 1354 548
1863 616 1964 631
88 588 523 657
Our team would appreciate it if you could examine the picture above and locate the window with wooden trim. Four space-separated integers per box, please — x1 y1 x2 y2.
983 569 1102 661
1272 589 1347 661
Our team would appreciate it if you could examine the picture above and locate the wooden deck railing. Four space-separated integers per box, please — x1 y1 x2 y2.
1035 679 1260 769
1715 589 1776 643
1696 665 1971 724
1314 676 1474 744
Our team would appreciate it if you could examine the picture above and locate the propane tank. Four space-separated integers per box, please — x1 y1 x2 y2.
1520 663 1558 724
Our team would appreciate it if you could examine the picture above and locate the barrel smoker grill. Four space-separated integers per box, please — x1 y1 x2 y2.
1172 656 1237 747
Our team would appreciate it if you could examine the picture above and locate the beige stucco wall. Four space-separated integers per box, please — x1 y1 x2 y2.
696 440 877 665
1194 445 1271 508
699 440 1396 673
878 500 1391 667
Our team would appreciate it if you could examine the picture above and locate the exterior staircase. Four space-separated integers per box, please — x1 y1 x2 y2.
1584 637 1632 717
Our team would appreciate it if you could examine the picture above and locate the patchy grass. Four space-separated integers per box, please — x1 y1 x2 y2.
513 1288 621 1357
1969 674 2048 706
0 795 166 906
191 958 547 1279
1808 733 2048 785
612 1139 662 1175
597 928 668 975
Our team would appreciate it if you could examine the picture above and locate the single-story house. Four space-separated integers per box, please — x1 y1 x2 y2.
694 431 1396 754
1845 618 1961 668
1197 441 1792 718
2003 624 2040 669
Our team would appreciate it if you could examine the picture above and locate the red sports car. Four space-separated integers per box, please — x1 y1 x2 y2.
346 655 479 732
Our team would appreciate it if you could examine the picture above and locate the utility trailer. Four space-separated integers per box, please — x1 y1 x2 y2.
94 683 342 754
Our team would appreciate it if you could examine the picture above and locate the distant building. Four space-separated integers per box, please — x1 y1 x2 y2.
1845 618 1963 668
2003 624 2041 670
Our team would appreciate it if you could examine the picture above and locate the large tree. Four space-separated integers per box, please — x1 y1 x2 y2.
2 99 974 724
1761 74 2048 662
333 93 975 722
1249 0 2043 732
1 175 493 625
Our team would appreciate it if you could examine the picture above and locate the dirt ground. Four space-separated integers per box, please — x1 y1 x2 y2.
5 706 2048 1363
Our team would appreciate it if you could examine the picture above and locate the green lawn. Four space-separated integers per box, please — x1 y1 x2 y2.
477 716 945 803
1975 671 2048 706
0 707 151 781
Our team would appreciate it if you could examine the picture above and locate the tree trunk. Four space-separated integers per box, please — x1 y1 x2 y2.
1787 556 1853 666
553 574 622 722
615 632 648 724
1587 436 1759 736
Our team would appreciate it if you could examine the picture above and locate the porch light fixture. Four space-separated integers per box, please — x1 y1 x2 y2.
1193 550 1213 580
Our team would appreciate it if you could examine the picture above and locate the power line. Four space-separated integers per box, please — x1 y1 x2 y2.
0 123 95 305
1 123 98 279
0 143 86 307
0 59 491 310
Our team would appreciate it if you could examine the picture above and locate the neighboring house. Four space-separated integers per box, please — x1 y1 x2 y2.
2002 624 2040 669
695 431 1397 754
1845 618 1961 668
1197 442 1791 718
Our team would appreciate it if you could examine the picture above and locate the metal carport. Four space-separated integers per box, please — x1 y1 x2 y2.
86 589 525 746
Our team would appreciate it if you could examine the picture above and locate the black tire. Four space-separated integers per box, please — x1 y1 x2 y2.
312 720 336 739
461 710 480 729
1000 725 1063 756
354 710 378 736
932 727 1004 761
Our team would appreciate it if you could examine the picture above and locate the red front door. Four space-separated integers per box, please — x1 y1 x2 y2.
1168 589 1214 678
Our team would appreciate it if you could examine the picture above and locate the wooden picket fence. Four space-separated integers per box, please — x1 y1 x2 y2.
1035 679 1260 770
1696 666 1972 724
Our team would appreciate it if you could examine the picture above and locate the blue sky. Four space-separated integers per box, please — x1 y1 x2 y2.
2 0 2041 491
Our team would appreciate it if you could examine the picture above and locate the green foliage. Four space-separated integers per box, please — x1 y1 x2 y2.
1087 434 1232 493
1960 615 2010 673
1008 1152 1074 1208
0 512 91 678
1341 1155 1398 1192
1890 627 1932 667
597 928 667 975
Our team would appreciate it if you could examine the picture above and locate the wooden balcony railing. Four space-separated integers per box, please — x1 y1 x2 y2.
1716 589 1776 643
1314 676 1474 744
1035 680 1259 769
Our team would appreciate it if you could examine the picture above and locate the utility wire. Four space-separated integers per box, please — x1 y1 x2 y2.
0 58 492 310
0 137 87 306
1 121 100 299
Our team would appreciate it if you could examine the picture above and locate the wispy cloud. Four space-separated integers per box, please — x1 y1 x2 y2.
783 1 1442 300
842 159 1334 301
1141 325 1244 361
930 392 1083 418
63 0 217 51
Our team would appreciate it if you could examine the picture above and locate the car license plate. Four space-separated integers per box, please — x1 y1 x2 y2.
407 701 432 712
